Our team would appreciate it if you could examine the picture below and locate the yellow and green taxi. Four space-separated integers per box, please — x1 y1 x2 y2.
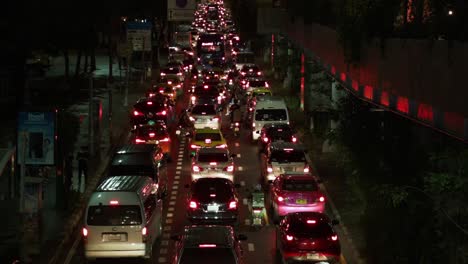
188 128 227 155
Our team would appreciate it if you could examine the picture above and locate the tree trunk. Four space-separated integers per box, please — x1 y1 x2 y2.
64 49 70 80
90 48 96 72
84 52 89 73
75 49 82 77
108 34 113 80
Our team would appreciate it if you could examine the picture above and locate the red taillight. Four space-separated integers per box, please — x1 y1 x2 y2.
159 137 170 142
189 116 196 121
148 93 155 97
135 138 146 143
159 89 164 93
216 144 227 148
267 167 273 173
319 196 325 202
147 101 153 105
82 227 88 237
177 72 182 76
331 235 338 241
149 133 155 137
303 167 310 173
292 136 297 143
110 200 119 205
277 196 284 202
161 72 166 76
286 235 294 241
224 165 234 172
191 144 200 149
199 244 216 248
263 137 269 143
257 72 262 75
209 162 217 166
212 117 219 121
157 110 167 116
189 200 198 209
142 227 147 236
193 165 203 172
229 200 237 209
253 209 262 214
133 110 142 116
205 139 212 144
191 96 196 101
307 220 317 224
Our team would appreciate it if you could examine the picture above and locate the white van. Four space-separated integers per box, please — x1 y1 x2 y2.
83 175 163 262
252 96 289 141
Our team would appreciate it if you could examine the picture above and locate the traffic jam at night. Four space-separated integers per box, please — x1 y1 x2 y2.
78 1 345 264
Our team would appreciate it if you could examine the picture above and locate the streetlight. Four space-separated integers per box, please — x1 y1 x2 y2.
448 9 454 16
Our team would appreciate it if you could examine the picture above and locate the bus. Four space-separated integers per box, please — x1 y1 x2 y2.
196 33 225 58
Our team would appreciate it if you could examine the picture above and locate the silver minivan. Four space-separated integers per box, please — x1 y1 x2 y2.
83 175 163 262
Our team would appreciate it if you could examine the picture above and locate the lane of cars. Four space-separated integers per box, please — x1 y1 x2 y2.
79 1 345 263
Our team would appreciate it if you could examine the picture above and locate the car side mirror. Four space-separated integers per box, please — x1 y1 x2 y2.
331 219 339 226
237 234 247 241
170 235 181 241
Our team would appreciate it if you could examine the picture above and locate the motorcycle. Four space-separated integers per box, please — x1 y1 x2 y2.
233 121 240 137
250 190 266 229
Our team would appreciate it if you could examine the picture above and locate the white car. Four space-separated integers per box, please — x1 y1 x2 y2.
191 148 235 182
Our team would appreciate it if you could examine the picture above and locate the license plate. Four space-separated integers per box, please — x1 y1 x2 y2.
105 234 121 241
209 61 213 64
296 199 307 204
207 205 219 212
253 218 262 225
234 127 239 131
147 140 158 144
306 253 319 260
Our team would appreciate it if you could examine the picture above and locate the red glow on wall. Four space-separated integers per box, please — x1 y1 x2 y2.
381 91 389 106
300 76 305 111
340 73 346 82
444 112 464 135
351 80 358 91
396 96 409 114
364 85 373 100
271 34 275 67
99 101 103 120
417 103 434 122
331 66 336 75
300 53 305 74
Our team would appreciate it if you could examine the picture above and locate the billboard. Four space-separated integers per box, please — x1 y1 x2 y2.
168 0 196 21
127 22 152 51
17 112 55 165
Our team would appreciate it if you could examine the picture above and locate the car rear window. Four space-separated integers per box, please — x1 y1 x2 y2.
289 218 333 238
249 81 266 87
192 105 217 115
180 248 236 264
136 126 167 136
163 68 180 74
194 86 219 95
255 109 287 121
198 152 229 162
270 150 305 163
282 179 318 191
195 133 222 141
87 205 142 226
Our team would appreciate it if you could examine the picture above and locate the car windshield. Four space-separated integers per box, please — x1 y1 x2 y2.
180 248 236 264
282 179 318 191
289 218 333 238
195 133 222 141
270 150 305 163
249 81 266 87
198 152 229 162
255 109 287 121
87 205 142 226
192 105 217 115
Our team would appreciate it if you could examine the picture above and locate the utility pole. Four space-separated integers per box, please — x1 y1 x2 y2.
124 62 129 107
88 74 94 157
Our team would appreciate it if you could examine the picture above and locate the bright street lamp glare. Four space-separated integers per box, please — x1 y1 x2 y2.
448 10 454 16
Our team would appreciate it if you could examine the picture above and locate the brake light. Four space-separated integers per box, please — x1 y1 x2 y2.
216 144 227 148
331 235 338 241
229 200 237 209
157 110 167 116
212 117 219 121
307 220 316 224
191 144 200 149
135 138 146 143
149 93 155 97
189 200 198 209
133 110 143 116
303 166 310 173
199 244 216 248
177 72 182 76
263 137 269 143
193 165 202 172
147 101 153 105
319 196 325 202
209 162 217 166
142 227 147 236
204 85 209 89
167 81 173 85
205 139 212 144
161 72 166 76
159 137 170 142
265 82 269 88
110 200 119 205
267 167 273 173
253 209 262 214
283 148 294 151
257 71 262 75
286 235 294 241
191 96 196 101
277 196 284 202
252 123 256 128
82 227 88 237
225 165 234 172
292 136 297 143
241 72 246 76
149 133 155 137
189 116 196 121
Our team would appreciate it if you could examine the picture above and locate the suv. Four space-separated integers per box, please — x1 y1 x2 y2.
258 123 297 153
260 142 309 184
191 148 234 182
132 123 171 158
171 225 247 264
131 97 176 129
276 212 341 264
108 144 168 197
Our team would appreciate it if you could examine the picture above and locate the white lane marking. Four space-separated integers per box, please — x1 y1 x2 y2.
158 257 167 263
176 166 182 170
164 226 172 231
171 190 178 195
245 219 250 226
237 154 241 158
243 198 248 205
168 207 175 211
166 218 173 224
175 171 181 175
235 142 240 147
174 175 180 179
170 195 177 200
174 180 180 185
173 185 179 190
178 154 184 158
162 233 170 239
161 240 169 246
177 162 182 166
159 248 168 254
248 243 255 252
63 232 80 264
238 166 243 171
167 213 174 218
169 201 176 206
240 181 245 186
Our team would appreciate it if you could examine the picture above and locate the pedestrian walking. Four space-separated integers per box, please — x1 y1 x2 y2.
77 151 88 192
